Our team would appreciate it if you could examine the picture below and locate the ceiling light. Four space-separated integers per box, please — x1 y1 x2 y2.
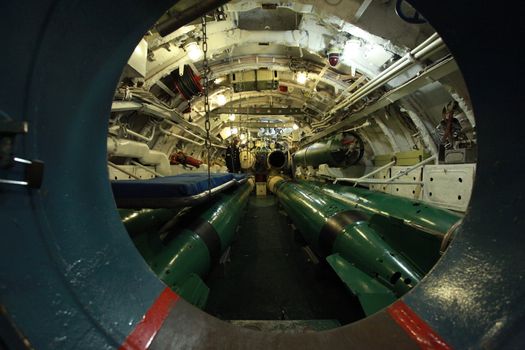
228 113 236 121
214 77 224 84
292 123 299 130
219 127 232 139
231 127 238 135
240 133 246 140
216 94 227 106
343 39 361 62
184 41 203 62
296 71 308 85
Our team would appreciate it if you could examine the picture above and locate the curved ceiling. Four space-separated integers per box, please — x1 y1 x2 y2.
142 0 437 131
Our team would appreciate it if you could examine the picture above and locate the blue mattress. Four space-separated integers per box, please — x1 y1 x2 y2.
112 172 246 199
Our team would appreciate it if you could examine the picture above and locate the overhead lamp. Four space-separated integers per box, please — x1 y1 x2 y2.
327 45 342 67
219 127 232 139
184 41 203 62
231 127 238 135
228 113 236 121
292 123 299 130
343 39 361 62
296 71 308 85
216 94 227 106
240 133 247 140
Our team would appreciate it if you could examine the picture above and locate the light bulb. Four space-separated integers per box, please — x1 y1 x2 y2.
184 41 203 62
216 94 227 106
228 113 236 121
296 71 308 85
240 133 246 140
292 123 299 130
231 127 238 135
343 39 361 62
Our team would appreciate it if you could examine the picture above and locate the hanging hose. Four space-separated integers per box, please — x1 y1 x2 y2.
170 151 203 168
173 65 203 100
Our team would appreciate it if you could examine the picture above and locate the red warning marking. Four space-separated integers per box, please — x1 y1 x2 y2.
387 300 452 350
120 288 180 350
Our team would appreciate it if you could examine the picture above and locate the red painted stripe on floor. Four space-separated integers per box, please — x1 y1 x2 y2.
387 300 452 350
120 288 180 350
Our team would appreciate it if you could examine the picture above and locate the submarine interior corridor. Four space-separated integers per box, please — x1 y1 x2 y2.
1 0 525 349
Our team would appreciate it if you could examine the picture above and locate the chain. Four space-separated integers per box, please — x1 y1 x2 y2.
201 15 212 195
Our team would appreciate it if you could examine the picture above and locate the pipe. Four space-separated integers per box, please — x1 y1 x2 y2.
160 125 204 146
130 160 164 177
334 160 396 184
126 127 155 142
343 179 423 185
335 156 436 187
386 154 437 182
267 175 285 194
293 139 348 168
111 100 143 112
316 34 446 127
108 161 140 179
110 125 156 142
170 152 203 168
267 149 287 169
107 138 171 175
301 56 458 147
160 125 227 149
111 97 223 144
347 38 444 104
138 102 223 144
270 178 422 308
312 76 367 129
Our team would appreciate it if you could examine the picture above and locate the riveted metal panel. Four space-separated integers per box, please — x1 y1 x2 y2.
108 165 156 180
370 168 392 193
422 164 475 211
389 166 423 200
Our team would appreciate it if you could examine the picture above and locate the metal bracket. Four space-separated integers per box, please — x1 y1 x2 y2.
0 120 44 189
0 120 28 134
1 120 28 168
0 157 45 188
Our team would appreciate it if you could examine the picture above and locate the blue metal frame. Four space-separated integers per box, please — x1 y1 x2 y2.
0 1 172 348
0 0 524 348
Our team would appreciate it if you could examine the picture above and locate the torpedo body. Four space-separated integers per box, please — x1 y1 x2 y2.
270 177 423 314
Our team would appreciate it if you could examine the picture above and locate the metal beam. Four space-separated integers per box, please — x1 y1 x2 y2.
130 160 164 177
156 0 230 37
334 160 396 185
300 57 458 147
111 101 143 112
228 122 294 128
213 107 304 115
155 80 177 98
375 115 400 153
108 162 140 179
139 103 221 144
354 0 373 22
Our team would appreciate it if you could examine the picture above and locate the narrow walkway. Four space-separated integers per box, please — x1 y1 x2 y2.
205 195 364 325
